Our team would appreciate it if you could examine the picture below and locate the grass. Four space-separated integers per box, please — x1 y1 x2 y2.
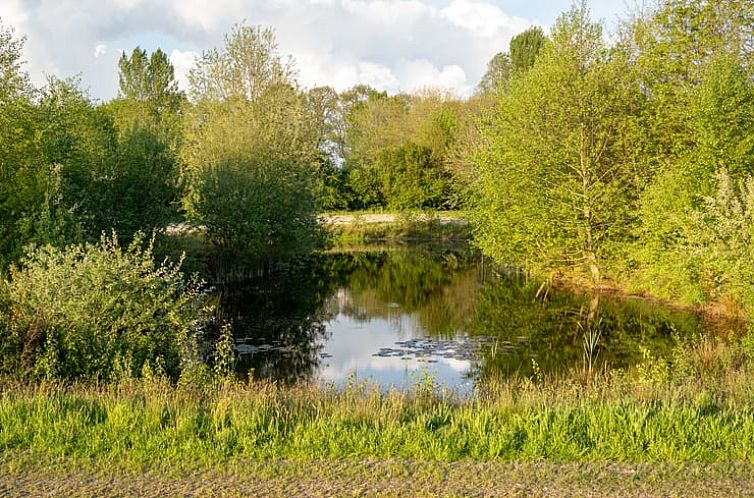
3 337 754 469
3 340 754 495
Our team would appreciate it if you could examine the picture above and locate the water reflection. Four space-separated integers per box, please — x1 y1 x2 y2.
219 244 740 390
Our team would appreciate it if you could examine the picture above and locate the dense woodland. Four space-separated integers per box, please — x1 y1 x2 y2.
1 0 754 379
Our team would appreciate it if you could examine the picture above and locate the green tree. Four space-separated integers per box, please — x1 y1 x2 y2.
510 27 546 72
182 25 320 258
477 26 545 95
630 0 754 305
188 24 296 103
35 77 113 241
118 47 182 109
0 22 56 262
343 89 460 210
106 47 185 235
375 141 450 210
473 2 646 284
478 52 511 94
306 86 352 210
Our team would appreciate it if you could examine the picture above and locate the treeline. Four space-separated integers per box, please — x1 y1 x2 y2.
470 0 754 314
0 22 478 268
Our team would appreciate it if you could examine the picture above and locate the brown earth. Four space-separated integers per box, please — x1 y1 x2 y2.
2 453 753 497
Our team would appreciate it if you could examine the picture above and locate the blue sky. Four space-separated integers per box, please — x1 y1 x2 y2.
0 0 630 100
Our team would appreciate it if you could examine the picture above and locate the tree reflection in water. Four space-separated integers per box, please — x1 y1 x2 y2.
217 244 741 387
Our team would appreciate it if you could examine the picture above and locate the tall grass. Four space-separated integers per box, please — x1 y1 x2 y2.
3 338 754 468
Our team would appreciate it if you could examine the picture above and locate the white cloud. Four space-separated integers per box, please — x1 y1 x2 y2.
0 0 29 28
441 0 522 38
1 0 534 99
395 59 468 95
169 49 198 91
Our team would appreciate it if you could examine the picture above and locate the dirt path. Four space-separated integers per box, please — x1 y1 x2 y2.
2 454 754 497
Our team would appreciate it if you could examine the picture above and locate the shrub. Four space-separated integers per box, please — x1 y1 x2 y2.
0 233 212 380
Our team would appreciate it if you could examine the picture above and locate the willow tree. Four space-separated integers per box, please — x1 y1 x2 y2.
472 3 646 284
181 24 319 259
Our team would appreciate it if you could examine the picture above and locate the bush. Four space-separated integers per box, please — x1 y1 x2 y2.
0 234 212 380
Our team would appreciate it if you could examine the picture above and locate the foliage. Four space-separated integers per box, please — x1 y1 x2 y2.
182 50 320 258
38 77 178 241
0 22 49 263
630 2 754 309
510 27 546 72
188 24 296 103
472 2 647 283
477 52 511 94
344 90 460 210
373 141 450 210
0 234 211 380
477 26 545 95
118 47 184 118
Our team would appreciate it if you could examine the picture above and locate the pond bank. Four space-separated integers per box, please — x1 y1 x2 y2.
4 360 754 478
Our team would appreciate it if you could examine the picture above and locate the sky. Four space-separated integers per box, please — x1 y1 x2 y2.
0 0 630 101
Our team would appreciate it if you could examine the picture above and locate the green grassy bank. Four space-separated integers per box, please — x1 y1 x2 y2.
3 339 754 468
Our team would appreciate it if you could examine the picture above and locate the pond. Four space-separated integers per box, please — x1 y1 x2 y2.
219 243 742 392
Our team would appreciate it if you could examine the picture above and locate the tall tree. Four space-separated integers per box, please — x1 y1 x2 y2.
630 0 754 305
181 25 319 259
477 52 512 94
0 21 51 262
473 2 646 284
510 27 546 72
188 24 296 103
342 89 459 210
477 26 544 95
115 47 184 132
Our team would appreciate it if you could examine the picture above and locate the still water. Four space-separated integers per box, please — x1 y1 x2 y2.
219 244 740 391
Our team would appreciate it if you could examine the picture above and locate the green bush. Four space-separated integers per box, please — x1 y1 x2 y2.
0 234 212 380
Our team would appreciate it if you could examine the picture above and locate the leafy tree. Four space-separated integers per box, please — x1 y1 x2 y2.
510 27 546 72
306 86 353 210
630 0 754 305
477 26 545 95
36 76 178 241
188 24 296 103
0 20 27 100
0 21 55 262
106 48 185 234
182 25 320 258
35 77 113 241
473 2 646 283
343 89 460 210
478 52 512 94
118 47 183 119
375 141 450 210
